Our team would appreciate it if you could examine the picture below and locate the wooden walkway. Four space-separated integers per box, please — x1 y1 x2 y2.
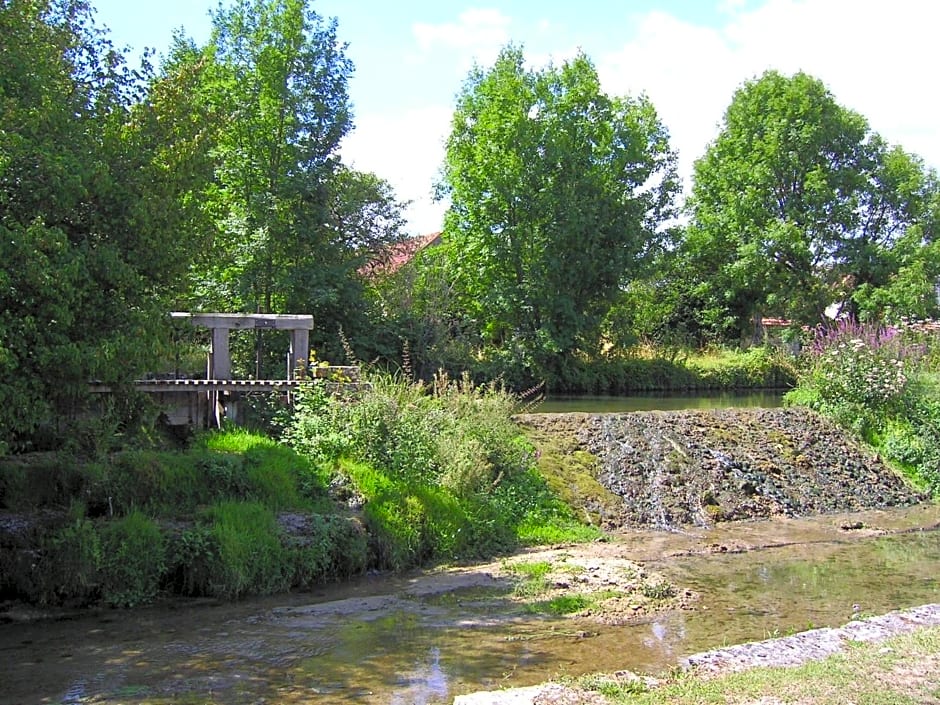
90 366 362 428
121 366 360 392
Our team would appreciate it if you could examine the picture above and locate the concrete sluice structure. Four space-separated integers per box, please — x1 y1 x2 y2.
91 313 359 428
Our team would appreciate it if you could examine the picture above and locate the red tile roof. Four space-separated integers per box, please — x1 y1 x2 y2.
360 232 442 278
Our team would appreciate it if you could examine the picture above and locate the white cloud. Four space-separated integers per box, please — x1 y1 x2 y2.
717 0 750 14
598 11 741 187
412 8 511 69
341 105 453 235
599 0 940 201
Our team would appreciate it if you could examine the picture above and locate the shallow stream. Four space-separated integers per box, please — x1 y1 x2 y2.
536 390 784 413
2 504 939 705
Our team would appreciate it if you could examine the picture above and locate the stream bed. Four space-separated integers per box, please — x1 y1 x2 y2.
2 504 940 705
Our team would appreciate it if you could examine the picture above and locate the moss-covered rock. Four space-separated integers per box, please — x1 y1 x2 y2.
516 407 926 530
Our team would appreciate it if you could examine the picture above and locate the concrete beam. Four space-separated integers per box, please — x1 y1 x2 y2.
171 312 314 330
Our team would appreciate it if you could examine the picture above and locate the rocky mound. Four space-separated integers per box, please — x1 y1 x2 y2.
516 407 926 530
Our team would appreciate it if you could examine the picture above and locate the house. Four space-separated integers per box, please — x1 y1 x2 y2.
359 231 442 279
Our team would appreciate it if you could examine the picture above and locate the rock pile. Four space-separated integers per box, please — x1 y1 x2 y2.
517 407 925 530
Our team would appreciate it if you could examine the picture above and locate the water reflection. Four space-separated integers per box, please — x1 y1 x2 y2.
1 509 939 705
389 647 448 705
535 391 785 413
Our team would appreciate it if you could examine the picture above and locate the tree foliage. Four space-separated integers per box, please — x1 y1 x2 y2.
438 47 679 371
679 70 939 342
0 0 210 450
169 0 407 368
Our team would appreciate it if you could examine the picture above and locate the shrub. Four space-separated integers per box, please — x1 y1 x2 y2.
0 454 91 511
99 510 166 607
289 514 368 586
689 347 793 389
167 525 217 597
284 372 600 568
788 319 940 494
327 516 369 579
287 514 334 587
799 319 916 412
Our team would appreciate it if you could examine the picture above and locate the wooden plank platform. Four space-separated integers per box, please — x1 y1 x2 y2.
89 366 361 394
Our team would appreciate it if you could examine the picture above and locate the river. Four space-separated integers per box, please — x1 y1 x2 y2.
535 390 784 413
2 504 939 705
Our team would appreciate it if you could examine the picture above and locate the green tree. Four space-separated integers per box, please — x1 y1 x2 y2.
681 70 938 342
0 0 208 450
438 47 678 374
177 0 407 369
364 238 478 380
186 0 353 315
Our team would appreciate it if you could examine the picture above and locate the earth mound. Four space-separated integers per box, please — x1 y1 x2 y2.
516 407 926 530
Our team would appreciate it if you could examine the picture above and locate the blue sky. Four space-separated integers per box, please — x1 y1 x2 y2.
93 0 940 235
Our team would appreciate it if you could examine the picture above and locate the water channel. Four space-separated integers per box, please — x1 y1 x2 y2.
2 503 939 705
536 390 785 413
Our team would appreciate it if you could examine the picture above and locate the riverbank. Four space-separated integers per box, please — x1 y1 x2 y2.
455 606 940 704
1 404 928 614
2 503 939 703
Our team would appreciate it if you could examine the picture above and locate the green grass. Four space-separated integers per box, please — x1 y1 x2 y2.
204 500 290 599
516 515 606 545
575 625 940 704
504 559 554 597
535 594 591 615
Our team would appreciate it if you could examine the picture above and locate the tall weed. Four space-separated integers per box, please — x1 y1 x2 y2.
30 510 101 605
205 501 290 599
284 372 595 569
788 319 940 493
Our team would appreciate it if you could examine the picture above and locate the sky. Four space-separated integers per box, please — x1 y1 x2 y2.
93 0 940 236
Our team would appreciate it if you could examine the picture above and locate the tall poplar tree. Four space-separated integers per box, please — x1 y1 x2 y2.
186 0 353 316
439 47 678 370
176 0 407 367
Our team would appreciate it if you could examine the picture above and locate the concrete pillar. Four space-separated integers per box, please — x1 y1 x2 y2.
290 329 310 379
210 327 231 379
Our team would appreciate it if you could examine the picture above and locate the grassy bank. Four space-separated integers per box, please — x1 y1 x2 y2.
785 320 940 496
574 624 940 704
0 372 599 608
538 346 796 395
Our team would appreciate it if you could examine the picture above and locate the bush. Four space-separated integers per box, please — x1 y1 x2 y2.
797 320 916 412
99 510 166 607
0 454 94 511
289 515 368 586
788 319 940 494
167 524 217 597
689 347 793 389
284 373 576 569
